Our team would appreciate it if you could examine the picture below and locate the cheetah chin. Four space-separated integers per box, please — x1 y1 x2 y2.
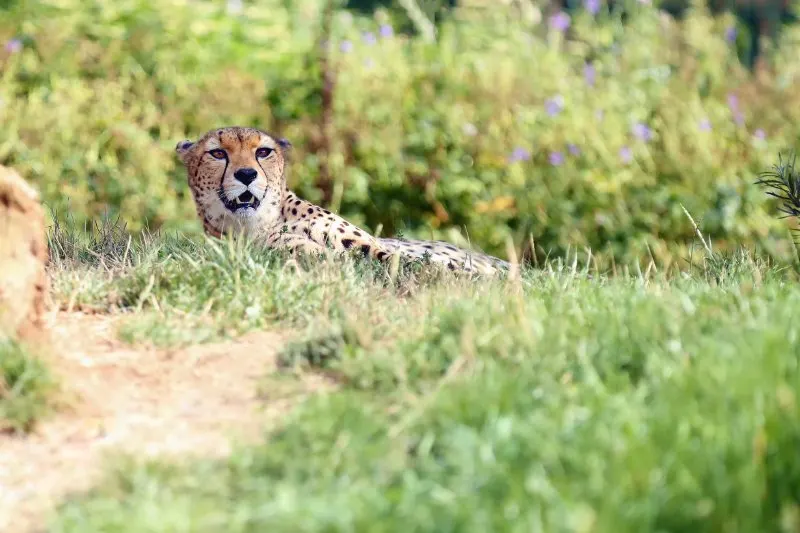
176 126 512 276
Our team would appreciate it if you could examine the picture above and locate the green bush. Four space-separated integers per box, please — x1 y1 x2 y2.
2 0 799 266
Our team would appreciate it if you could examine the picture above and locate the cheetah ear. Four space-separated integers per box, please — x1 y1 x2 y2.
276 137 291 151
175 140 195 164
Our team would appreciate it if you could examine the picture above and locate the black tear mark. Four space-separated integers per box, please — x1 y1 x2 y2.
341 239 354 249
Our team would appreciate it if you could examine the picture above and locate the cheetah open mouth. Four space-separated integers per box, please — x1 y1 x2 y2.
220 190 261 212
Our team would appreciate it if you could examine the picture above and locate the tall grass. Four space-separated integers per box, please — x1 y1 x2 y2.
45 224 800 532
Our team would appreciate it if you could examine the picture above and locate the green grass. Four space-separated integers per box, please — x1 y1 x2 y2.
0 338 54 433
42 221 800 532
46 218 484 347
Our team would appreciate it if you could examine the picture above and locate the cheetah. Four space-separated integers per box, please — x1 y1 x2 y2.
176 126 511 275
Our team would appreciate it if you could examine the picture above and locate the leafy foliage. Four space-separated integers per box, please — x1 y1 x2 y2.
2 0 800 267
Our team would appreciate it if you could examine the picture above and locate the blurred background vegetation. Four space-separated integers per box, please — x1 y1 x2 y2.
1 0 800 267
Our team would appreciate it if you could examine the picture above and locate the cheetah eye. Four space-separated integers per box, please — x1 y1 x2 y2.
209 149 227 160
256 147 274 159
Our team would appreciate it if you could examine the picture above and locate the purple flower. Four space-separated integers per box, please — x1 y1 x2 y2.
583 63 596 87
754 128 766 140
545 96 564 117
549 151 565 166
508 147 531 163
548 12 571 32
340 40 353 53
620 146 633 163
725 26 737 43
4 39 22 53
379 24 394 38
699 118 712 132
567 143 581 156
585 0 601 15
729 94 745 126
362 32 377 45
632 122 653 142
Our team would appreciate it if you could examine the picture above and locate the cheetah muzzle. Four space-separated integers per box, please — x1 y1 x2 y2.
219 188 261 213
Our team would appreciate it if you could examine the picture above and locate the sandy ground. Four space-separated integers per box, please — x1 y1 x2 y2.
0 311 331 533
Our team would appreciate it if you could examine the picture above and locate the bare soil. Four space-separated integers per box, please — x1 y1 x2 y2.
0 310 331 533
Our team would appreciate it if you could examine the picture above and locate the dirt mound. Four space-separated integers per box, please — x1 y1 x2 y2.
0 165 48 341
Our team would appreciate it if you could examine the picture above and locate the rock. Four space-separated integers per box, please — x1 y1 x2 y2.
0 165 48 341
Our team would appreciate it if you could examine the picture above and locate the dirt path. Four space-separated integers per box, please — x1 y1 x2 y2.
0 311 330 533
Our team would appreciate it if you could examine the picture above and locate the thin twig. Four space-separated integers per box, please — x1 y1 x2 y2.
680 204 712 255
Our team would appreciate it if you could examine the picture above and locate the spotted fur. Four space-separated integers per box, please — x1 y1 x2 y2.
176 126 510 275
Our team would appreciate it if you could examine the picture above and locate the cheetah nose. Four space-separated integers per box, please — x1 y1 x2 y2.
234 167 258 186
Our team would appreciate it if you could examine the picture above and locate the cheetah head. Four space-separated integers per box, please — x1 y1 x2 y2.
176 126 292 236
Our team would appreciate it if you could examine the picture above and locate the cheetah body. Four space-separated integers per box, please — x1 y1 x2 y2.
176 126 510 275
